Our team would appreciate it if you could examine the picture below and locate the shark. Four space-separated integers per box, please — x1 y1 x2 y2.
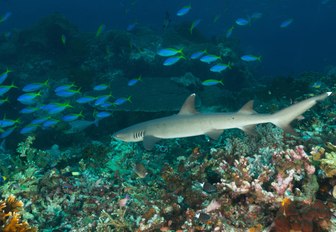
113 92 331 150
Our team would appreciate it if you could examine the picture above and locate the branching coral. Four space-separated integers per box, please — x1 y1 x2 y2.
0 195 37 232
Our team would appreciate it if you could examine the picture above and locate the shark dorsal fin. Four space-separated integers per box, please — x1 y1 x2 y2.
238 100 256 115
178 93 198 115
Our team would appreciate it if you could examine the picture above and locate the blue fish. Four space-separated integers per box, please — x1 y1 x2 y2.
176 5 191 16
0 12 11 23
20 124 38 134
0 126 15 139
0 68 11 85
48 103 72 115
0 83 17 96
189 19 201 34
31 116 50 125
163 56 185 66
17 92 41 104
99 101 114 108
62 112 84 122
0 97 9 106
76 96 96 104
19 106 39 114
128 75 142 86
157 48 183 57
93 84 109 91
202 79 224 86
226 26 235 38
0 118 20 128
114 96 132 106
42 119 60 128
55 83 76 92
210 63 232 73
241 55 261 62
22 80 48 92
200 54 221 64
55 88 80 98
190 50 207 60
235 18 249 26
94 94 112 106
95 111 112 119
127 22 137 31
280 18 293 28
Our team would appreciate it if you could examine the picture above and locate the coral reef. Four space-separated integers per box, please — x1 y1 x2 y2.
0 195 37 231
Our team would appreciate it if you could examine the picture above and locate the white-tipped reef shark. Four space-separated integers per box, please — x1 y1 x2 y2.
113 92 332 150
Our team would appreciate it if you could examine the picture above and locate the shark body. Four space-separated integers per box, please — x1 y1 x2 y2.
113 92 331 150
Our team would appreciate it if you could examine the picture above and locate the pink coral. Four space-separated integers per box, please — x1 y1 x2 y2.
272 169 295 195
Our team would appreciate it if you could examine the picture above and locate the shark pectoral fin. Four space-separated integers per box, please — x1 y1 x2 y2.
240 125 257 136
143 135 161 150
205 129 223 140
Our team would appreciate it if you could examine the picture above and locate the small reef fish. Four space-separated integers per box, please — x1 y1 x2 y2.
235 18 249 26
96 24 106 37
20 124 39 134
76 96 96 104
0 118 20 128
0 83 17 96
163 55 185 66
44 102 72 115
127 22 137 32
22 80 48 92
0 12 11 23
200 54 221 64
311 81 322 89
190 50 207 60
94 94 112 106
0 97 9 106
55 83 76 92
128 75 142 86
31 116 50 125
280 18 293 28
250 12 263 20
0 126 15 139
93 84 109 91
210 63 232 73
189 19 201 34
176 5 191 16
114 96 132 106
202 79 224 86
119 195 130 207
157 48 183 57
95 111 112 119
55 88 81 98
64 119 98 134
213 14 221 23
99 101 114 108
61 34 66 45
19 107 39 114
17 92 41 105
0 68 12 85
42 119 60 128
62 112 84 122
241 55 262 62
226 26 235 38
134 163 148 178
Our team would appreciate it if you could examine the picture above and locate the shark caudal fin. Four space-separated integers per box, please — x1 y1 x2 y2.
270 92 332 134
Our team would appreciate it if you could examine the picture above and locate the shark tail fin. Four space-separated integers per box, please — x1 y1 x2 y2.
270 92 331 135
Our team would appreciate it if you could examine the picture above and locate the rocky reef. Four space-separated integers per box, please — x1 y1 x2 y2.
0 14 335 231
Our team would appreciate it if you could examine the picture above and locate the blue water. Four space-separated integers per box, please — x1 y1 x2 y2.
1 0 335 75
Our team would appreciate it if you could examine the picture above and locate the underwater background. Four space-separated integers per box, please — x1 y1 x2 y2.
0 0 335 231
